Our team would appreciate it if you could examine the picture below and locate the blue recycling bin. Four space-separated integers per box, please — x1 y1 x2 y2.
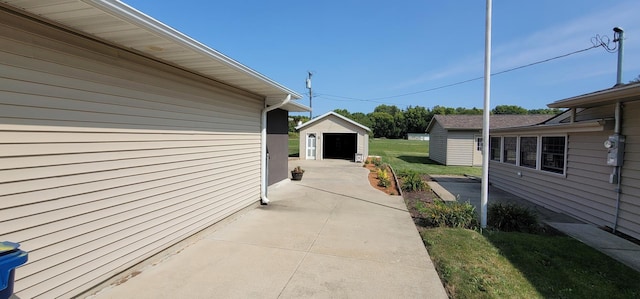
0 242 28 299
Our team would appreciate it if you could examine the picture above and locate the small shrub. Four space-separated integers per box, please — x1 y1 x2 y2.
377 168 391 187
372 157 382 167
418 201 478 229
401 170 427 192
488 202 539 232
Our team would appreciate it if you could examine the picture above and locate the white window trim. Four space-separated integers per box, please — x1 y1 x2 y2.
518 136 538 169
490 134 568 177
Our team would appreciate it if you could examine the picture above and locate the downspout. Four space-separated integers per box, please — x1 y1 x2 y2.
260 94 291 205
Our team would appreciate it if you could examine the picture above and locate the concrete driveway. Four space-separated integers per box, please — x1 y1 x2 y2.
90 160 447 298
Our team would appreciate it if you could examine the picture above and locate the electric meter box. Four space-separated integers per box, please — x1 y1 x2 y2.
605 134 625 166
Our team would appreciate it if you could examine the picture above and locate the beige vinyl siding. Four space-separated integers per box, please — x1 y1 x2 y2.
0 12 262 299
618 101 640 239
490 131 618 229
446 131 476 166
428 122 447 165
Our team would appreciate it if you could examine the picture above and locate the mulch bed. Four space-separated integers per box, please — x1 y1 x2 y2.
363 164 440 227
364 163 400 196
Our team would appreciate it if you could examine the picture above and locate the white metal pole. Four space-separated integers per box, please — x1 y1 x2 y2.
481 0 492 229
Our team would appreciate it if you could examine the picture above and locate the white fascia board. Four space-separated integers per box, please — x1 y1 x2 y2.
85 0 302 99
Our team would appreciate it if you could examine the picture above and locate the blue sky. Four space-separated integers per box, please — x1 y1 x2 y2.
124 0 639 115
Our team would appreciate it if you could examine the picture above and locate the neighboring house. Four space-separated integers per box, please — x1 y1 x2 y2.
489 82 640 240
407 133 430 141
296 111 371 161
426 115 552 166
0 1 309 298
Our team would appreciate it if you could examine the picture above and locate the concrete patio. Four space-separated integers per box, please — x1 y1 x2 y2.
89 160 447 298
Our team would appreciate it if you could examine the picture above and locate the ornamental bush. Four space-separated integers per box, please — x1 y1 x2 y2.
377 168 391 187
418 201 478 229
401 171 427 192
488 202 539 233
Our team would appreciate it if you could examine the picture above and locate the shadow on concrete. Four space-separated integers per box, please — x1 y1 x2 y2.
297 184 407 212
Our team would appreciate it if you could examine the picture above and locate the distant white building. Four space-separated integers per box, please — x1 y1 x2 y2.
407 133 430 141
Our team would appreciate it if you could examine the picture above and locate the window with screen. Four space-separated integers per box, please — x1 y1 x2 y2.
541 136 565 174
519 137 538 168
503 137 517 164
490 137 501 161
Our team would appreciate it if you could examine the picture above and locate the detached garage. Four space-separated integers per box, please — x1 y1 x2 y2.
0 1 308 298
297 112 370 161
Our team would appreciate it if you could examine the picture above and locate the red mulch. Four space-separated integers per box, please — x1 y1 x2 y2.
364 163 400 196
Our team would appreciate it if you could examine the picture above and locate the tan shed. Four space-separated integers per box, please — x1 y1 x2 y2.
426 115 552 166
296 112 370 161
0 1 308 298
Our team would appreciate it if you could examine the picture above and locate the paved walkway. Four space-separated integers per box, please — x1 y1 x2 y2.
429 175 640 273
90 160 447 298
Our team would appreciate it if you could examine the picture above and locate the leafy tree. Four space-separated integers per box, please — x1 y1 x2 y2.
350 112 372 129
289 115 310 132
527 108 563 115
392 111 407 138
493 105 528 115
456 107 483 115
374 104 401 116
432 105 456 115
369 111 394 138
404 106 430 133
333 108 351 118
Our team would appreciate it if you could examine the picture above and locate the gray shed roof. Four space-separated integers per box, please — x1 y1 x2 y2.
426 114 553 132
1 0 309 111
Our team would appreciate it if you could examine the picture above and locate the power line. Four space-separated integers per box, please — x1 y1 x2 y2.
315 42 608 104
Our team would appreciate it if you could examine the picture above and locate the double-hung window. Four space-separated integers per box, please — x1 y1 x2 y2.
541 136 566 174
503 137 517 164
519 137 537 169
490 137 501 161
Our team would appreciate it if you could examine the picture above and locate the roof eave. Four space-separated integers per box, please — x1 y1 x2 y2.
491 119 612 134
548 83 640 109
296 111 371 131
87 0 303 100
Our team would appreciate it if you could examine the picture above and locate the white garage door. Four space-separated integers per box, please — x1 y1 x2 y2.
0 14 262 298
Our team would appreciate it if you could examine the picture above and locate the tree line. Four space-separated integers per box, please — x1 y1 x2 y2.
291 104 562 139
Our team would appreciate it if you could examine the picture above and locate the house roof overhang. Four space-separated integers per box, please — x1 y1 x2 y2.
548 83 640 109
296 111 371 132
490 119 613 135
1 0 308 111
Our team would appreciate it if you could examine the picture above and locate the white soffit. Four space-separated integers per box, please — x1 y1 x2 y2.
2 0 303 105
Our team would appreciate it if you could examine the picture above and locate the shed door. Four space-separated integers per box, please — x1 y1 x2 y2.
306 133 317 160
473 135 484 166
0 20 262 299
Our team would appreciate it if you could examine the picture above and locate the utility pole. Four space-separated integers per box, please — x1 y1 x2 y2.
306 71 313 118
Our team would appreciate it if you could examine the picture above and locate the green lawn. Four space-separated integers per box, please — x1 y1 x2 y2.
369 138 481 176
288 135 640 298
288 133 299 157
423 228 640 299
